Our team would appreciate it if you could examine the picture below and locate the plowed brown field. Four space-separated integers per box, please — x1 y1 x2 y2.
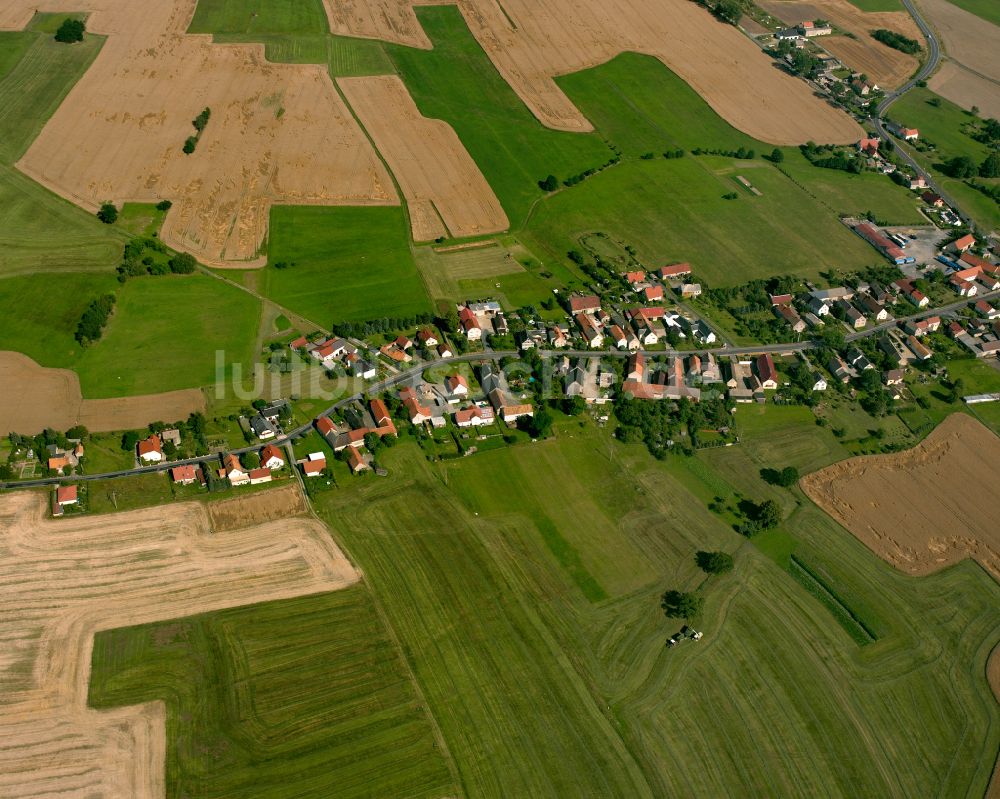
1 0 396 267
339 75 509 241
0 489 357 798
801 413 1000 580
0 351 205 436
760 0 921 88
324 0 861 144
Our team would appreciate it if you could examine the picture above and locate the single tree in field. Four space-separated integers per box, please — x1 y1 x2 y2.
661 589 703 619
538 174 559 192
980 152 1000 179
168 252 197 274
770 147 784 163
695 551 734 575
755 499 782 530
97 202 118 224
54 18 85 43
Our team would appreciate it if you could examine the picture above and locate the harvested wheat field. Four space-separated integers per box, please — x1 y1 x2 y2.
0 351 204 436
802 414 1000 580
0 0 396 267
325 0 861 144
207 482 307 531
760 0 921 87
339 75 509 241
918 0 1000 115
0 489 356 798
991 644 1000 799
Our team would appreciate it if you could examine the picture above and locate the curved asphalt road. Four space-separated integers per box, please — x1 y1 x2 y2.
871 0 976 227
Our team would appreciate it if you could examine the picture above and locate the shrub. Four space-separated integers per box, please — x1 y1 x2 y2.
156 199 173 211
661 589 703 619
696 550 734 574
54 18 85 43
182 136 197 155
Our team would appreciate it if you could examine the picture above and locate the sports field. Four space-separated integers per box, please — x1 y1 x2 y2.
0 24 124 276
90 589 456 799
257 205 432 325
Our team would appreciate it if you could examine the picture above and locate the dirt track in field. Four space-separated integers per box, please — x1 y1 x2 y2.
760 0 921 88
0 489 357 798
324 0 861 144
0 351 205 436
917 0 1000 117
339 75 509 241
801 413 1000 580
1 0 396 267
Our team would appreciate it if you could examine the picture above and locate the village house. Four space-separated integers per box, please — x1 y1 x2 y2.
417 328 439 348
346 447 369 473
549 325 569 348
828 355 853 383
52 485 78 516
846 348 874 372
170 464 200 485
976 300 1000 320
883 368 905 386
770 293 793 307
643 285 664 303
261 444 285 470
806 296 831 317
626 352 645 383
137 435 163 463
856 293 888 321
949 274 978 297
569 294 601 315
394 334 413 351
658 263 692 280
905 316 941 337
775 304 806 333
222 454 249 486
459 306 482 340
248 467 272 486
754 353 778 390
679 283 702 299
949 234 976 254
879 332 915 365
837 300 866 329
380 343 412 364
302 454 326 477
161 428 182 448
921 191 944 208
454 405 495 428
437 343 454 359
250 415 278 440
906 335 933 361
577 313 604 348
446 374 469 399
625 270 646 285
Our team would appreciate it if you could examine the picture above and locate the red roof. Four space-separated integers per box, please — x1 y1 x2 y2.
643 285 664 302
137 435 162 456
756 353 777 384
315 417 336 435
56 485 77 504
446 374 469 392
171 464 198 482
952 234 976 251
659 263 692 278
261 444 284 464
248 467 271 480
370 398 391 426
624 270 645 284
290 336 308 350
303 458 326 475
569 294 601 313
630 306 665 321
346 448 367 470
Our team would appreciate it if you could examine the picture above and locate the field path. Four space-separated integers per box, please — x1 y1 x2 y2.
0 489 357 798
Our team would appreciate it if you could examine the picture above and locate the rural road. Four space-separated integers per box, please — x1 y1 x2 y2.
4 288 995 491
872 0 976 227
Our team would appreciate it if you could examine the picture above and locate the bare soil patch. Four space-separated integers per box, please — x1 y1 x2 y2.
801 413 1000 580
990 643 1000 799
760 0 921 87
339 75 509 241
917 0 1000 115
0 351 204 436
206 482 307 531
1 0 397 267
0 490 357 798
325 0 861 144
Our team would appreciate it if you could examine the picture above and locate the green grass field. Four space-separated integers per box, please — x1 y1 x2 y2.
890 88 1000 232
304 424 1000 797
522 157 889 286
90 589 457 799
0 27 125 276
385 7 612 227
255 205 431 325
843 0 903 10
187 0 328 35
74 274 259 397
943 0 1000 25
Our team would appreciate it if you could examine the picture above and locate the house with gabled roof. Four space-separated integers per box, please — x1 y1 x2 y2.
261 445 285 470
569 294 601 315
171 464 200 485
137 435 163 463
754 353 778 389
222 454 249 486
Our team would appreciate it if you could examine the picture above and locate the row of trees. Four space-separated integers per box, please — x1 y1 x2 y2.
943 152 1000 179
872 29 921 55
75 294 115 345
183 107 211 154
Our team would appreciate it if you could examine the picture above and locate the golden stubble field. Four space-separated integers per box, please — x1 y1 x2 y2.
0 487 357 798
338 75 509 241
1 0 397 267
0 351 205 436
324 0 862 144
801 413 1000 580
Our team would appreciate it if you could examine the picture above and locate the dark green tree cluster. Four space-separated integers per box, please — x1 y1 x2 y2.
871 29 920 55
800 142 862 173
696 550 734 574
661 589 703 619
760 466 800 487
183 107 211 154
614 393 733 459
735 498 782 537
75 294 115 345
331 312 435 339
116 238 195 281
97 202 118 224
692 145 756 159
54 18 85 43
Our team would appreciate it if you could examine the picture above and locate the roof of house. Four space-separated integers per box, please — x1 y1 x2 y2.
659 263 692 278
137 435 162 456
248 467 271 480
756 353 778 384
952 234 976 250
417 328 437 342
454 405 493 424
303 458 326 475
446 374 469 392
370 399 391 425
346 447 367 470
569 294 601 313
48 456 69 471
643 285 664 301
171 464 198 482
224 454 246 474
261 445 284 464
56 485 77 504
315 417 336 435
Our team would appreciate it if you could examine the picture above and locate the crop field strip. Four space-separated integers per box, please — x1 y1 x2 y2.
309 423 1000 797
90 588 457 799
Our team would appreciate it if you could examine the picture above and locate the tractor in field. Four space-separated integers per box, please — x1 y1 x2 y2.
666 626 703 648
